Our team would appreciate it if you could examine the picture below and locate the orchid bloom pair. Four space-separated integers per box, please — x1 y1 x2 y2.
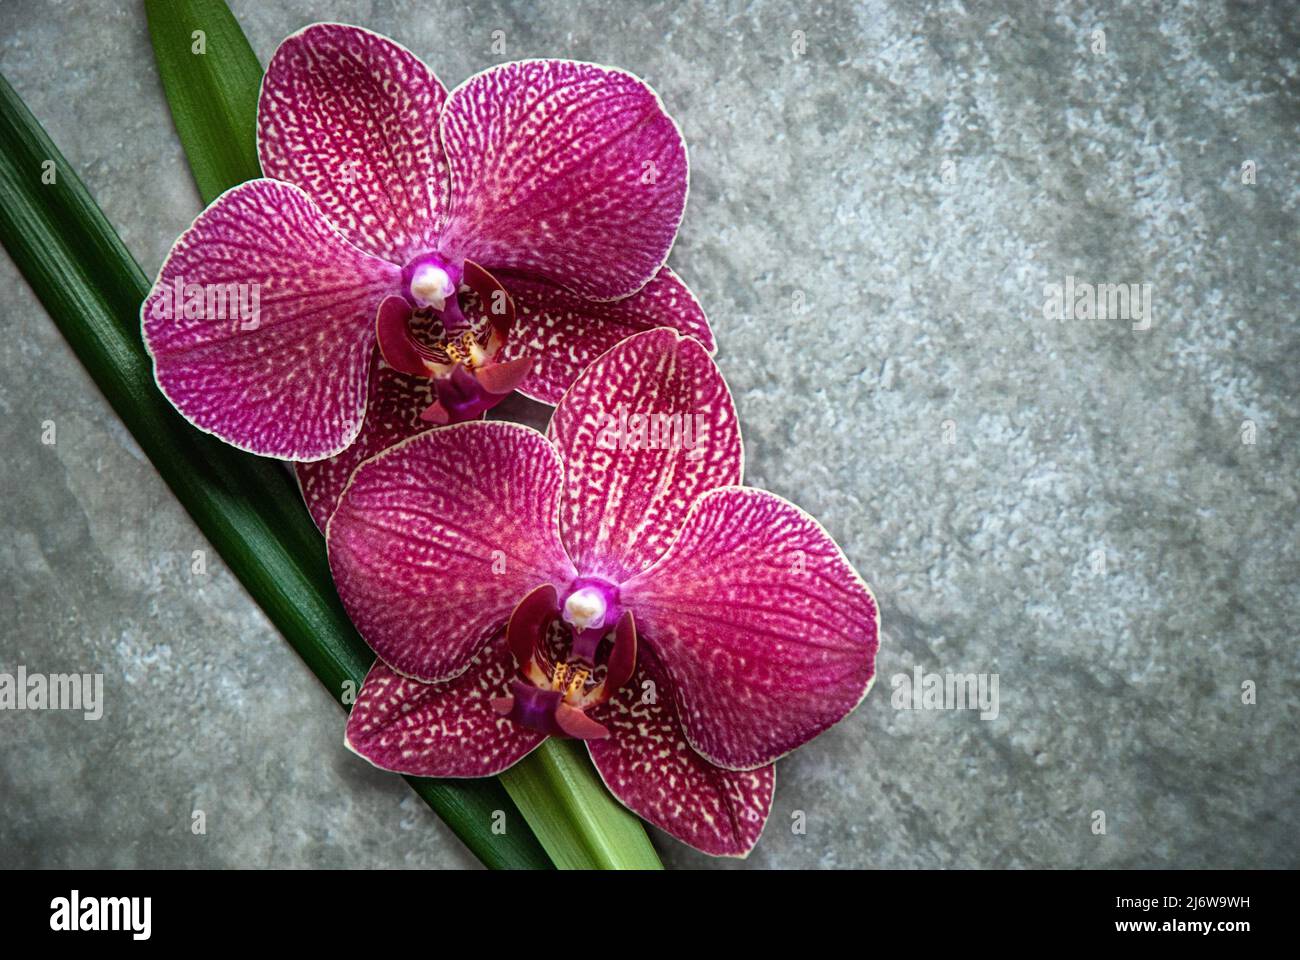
331 329 879 856
140 22 880 857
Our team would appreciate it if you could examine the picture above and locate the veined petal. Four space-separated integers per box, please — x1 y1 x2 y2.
374 295 435 377
258 23 449 264
437 60 687 300
142 179 399 461
622 487 880 771
473 355 534 397
295 351 435 531
326 421 576 682
478 266 713 406
548 328 741 582
588 646 773 857
345 638 544 778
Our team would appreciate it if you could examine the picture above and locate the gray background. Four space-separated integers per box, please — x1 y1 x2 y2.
1 0 1296 869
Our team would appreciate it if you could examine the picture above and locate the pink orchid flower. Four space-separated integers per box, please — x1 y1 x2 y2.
141 22 710 473
326 329 880 857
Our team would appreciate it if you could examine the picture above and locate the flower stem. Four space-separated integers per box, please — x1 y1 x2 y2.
501 740 664 869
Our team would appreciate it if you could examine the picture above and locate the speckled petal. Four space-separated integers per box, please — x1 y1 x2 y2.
588 645 773 857
295 351 435 531
437 60 687 300
622 487 879 771
345 638 544 778
548 328 741 582
475 266 713 405
142 179 399 461
258 23 449 263
326 421 576 682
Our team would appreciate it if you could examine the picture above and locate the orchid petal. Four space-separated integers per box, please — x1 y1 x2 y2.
437 60 687 300
602 611 638 696
326 421 576 682
477 266 713 406
295 351 435 531
462 259 515 342
548 328 741 582
375 295 434 377
142 179 399 461
473 355 534 396
345 639 544 778
588 646 773 857
505 583 559 683
622 487 879 771
258 23 449 263
555 703 611 740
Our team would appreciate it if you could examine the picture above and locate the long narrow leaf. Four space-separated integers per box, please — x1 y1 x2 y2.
146 0 664 869
147 0 262 204
0 69 550 870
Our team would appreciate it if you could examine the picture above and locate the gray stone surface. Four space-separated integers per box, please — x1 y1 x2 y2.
1 0 1296 869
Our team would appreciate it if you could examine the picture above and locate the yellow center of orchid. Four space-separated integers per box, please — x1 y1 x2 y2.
548 662 592 705
443 330 487 370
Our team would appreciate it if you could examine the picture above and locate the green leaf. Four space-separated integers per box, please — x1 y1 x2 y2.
143 0 665 869
0 69 550 871
146 0 262 205
501 740 663 869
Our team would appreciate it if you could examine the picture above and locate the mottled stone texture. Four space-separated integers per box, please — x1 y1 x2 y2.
1 0 1296 869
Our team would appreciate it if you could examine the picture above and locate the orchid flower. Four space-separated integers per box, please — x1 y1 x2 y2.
141 23 710 479
326 329 880 857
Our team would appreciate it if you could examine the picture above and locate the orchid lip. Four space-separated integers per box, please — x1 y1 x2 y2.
495 682 564 734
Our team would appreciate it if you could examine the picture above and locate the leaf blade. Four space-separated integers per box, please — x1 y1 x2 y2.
146 0 262 204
